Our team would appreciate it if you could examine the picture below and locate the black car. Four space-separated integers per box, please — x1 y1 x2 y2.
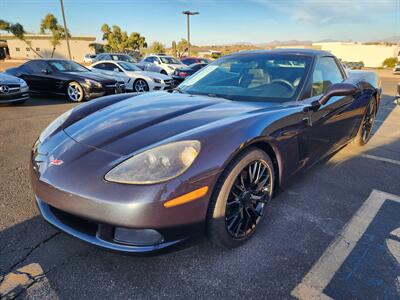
6 59 125 102
0 73 30 105
172 63 208 86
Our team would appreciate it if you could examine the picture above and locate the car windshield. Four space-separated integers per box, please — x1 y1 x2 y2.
112 54 136 63
119 61 141 71
179 53 312 102
159 56 181 64
49 60 88 72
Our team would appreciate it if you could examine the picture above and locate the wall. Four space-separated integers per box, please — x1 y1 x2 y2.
3 35 96 62
313 42 400 68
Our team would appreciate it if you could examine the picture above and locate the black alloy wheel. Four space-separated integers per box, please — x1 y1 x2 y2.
225 160 272 238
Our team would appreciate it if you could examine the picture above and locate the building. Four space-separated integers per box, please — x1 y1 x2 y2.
0 34 96 62
313 42 400 68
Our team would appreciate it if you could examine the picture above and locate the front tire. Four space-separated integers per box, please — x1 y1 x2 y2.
67 81 85 102
349 98 377 148
133 79 149 92
207 148 274 249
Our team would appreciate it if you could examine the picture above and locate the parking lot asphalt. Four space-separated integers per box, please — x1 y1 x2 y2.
0 74 399 299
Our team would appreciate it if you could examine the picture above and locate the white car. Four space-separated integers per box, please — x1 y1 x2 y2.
83 54 96 63
139 54 186 76
90 60 173 92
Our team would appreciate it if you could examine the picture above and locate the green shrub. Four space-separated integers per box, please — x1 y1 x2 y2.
382 57 398 68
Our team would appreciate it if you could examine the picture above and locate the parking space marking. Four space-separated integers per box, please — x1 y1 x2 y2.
359 154 400 166
291 189 400 300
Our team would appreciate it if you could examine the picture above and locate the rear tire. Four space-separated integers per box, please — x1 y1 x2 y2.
207 148 274 249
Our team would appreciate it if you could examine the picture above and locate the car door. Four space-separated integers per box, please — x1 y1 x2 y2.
21 61 53 93
300 56 360 165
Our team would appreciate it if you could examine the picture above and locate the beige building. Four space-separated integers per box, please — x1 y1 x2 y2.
0 34 96 62
313 42 400 68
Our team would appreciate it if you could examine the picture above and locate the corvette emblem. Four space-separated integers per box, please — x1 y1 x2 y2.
50 159 64 166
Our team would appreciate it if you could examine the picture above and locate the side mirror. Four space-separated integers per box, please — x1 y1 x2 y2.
113 68 120 72
41 69 50 75
306 82 357 112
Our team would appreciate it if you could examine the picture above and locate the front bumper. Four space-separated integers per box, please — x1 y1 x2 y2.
30 132 218 253
0 91 30 103
84 83 126 100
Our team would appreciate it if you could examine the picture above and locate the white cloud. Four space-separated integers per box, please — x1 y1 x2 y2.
251 0 398 25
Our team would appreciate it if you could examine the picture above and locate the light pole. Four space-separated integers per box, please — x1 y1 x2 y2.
182 11 199 56
60 0 72 60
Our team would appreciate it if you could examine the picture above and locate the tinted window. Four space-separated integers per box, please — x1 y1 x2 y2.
144 57 154 63
103 63 119 71
159 56 180 64
24 61 50 72
119 62 141 71
312 57 344 96
48 60 88 72
179 54 312 103
183 58 195 65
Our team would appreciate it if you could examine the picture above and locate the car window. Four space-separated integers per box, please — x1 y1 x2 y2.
311 57 344 96
184 59 195 65
93 63 105 70
144 57 154 63
24 61 50 72
159 56 180 64
103 63 118 71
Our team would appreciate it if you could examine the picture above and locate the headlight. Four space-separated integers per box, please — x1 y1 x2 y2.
151 77 161 84
105 140 201 184
39 108 74 142
19 79 29 91
84 79 102 88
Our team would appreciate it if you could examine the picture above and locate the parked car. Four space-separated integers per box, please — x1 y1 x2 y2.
0 73 30 105
344 61 364 70
30 49 381 254
90 60 173 92
180 57 211 66
138 54 186 75
393 64 400 74
172 62 208 86
83 54 96 63
93 53 137 63
5 59 125 102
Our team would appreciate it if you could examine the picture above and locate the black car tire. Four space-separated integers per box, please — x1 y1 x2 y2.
133 79 149 92
349 97 377 148
67 81 85 102
207 147 274 249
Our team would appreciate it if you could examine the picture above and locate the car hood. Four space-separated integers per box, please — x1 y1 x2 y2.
64 92 283 156
0 72 22 84
129 71 171 80
67 71 116 83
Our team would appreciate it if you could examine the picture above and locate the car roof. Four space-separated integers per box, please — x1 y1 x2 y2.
230 49 333 58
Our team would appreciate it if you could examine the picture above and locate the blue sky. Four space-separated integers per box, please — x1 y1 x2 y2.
1 0 399 46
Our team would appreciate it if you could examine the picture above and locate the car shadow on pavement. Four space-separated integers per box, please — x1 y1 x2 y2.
1 94 399 299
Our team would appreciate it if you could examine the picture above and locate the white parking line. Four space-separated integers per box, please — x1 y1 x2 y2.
291 189 400 300
359 154 400 166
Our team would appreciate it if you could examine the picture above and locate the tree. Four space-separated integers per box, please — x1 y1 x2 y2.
176 39 189 58
40 14 70 58
171 40 177 57
382 57 398 68
101 24 147 53
149 41 165 54
0 19 42 57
